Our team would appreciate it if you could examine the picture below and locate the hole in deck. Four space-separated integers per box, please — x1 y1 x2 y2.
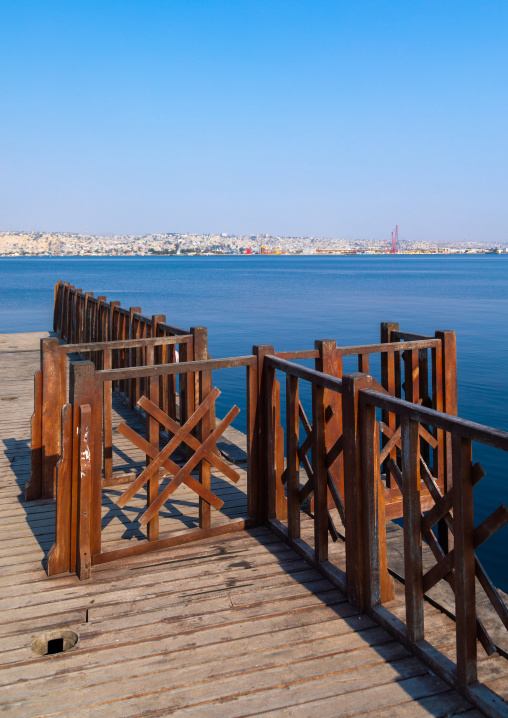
31 630 78 656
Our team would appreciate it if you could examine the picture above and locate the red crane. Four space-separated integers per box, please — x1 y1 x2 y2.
387 225 398 253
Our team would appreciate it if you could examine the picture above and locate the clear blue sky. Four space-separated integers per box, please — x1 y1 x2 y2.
1 1 506 242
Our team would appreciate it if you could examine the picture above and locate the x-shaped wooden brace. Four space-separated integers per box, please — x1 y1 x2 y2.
387 454 508 655
379 400 438 466
291 400 345 541
115 387 240 526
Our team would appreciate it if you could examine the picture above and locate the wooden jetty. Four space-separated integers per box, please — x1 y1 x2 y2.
1 281 508 717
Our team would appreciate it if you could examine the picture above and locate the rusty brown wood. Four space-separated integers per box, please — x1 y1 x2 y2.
116 388 221 509
431 337 447 549
316 339 342 509
96 355 256 381
192 327 212 531
275 380 287 520
25 369 43 500
264 358 277 520
392 330 432 341
137 396 239 482
53 281 62 332
93 518 253 564
103 348 113 481
139 403 240 526
358 352 370 373
46 404 73 575
115 422 224 509
152 314 166 412
360 396 394 607
76 404 92 580
359 389 508 451
145 344 160 541
246 360 258 520
285 373 300 539
437 330 457 552
179 336 195 447
60 335 188 354
41 337 61 498
250 345 273 523
91 377 103 558
128 307 141 408
68 361 95 573
312 380 328 564
381 323 399 489
274 349 320 360
342 373 374 611
336 338 440 356
400 417 424 641
452 434 477 685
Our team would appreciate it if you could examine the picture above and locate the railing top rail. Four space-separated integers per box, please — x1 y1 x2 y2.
336 338 440 356
273 338 440 362
158 321 190 336
132 312 153 324
361 388 508 451
274 350 320 360
94 354 256 381
265 355 344 392
60 334 193 354
391 330 432 341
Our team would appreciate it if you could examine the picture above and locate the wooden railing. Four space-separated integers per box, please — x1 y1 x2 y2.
27 281 201 500
25 332 196 500
47 353 260 577
262 354 508 714
270 327 457 525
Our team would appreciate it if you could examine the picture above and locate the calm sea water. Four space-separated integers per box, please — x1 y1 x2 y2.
1 255 507 590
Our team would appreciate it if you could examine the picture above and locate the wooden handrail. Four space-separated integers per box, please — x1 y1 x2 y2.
360 388 508 451
265 355 344 391
335 338 440 355
60 334 192 353
96 355 257 382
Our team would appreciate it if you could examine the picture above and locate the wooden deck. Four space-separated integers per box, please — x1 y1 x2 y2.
0 332 506 717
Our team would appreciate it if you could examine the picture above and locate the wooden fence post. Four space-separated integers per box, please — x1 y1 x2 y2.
262 351 286 523
128 307 141 408
76 404 92 580
53 281 63 333
25 370 43 501
41 337 62 499
380 322 399 487
192 327 212 530
254 346 275 523
249 346 272 523
180 336 195 439
315 339 342 505
343 372 394 611
286 373 300 540
47 404 73 575
312 380 328 563
401 417 424 641
453 434 477 685
145 344 160 541
68 361 95 574
359 385 395 608
436 329 457 553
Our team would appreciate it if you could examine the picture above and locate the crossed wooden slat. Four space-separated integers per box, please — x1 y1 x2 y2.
115 387 240 526
388 454 508 655
379 400 438 465
289 401 344 541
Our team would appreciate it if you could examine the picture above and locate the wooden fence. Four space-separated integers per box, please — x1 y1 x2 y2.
263 354 508 715
27 279 508 712
27 281 200 500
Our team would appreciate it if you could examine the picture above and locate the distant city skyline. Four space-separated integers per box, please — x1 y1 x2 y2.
1 1 507 243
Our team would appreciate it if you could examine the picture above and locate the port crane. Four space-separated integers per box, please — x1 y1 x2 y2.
387 225 398 253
